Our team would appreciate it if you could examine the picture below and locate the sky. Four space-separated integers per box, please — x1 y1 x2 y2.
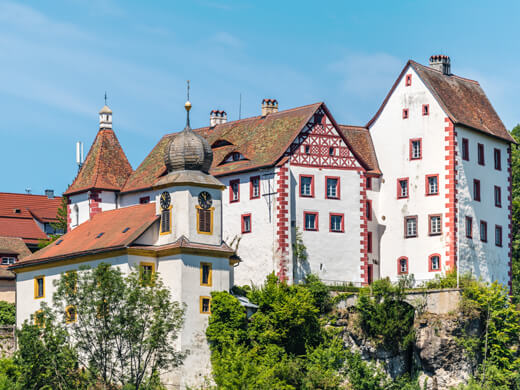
1 0 520 195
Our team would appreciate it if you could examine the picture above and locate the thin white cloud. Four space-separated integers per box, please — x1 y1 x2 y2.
211 32 244 48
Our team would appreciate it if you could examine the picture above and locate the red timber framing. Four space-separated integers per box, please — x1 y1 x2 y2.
508 146 513 292
276 162 290 282
360 172 369 286
66 197 72 229
89 190 103 219
283 108 363 170
444 118 457 272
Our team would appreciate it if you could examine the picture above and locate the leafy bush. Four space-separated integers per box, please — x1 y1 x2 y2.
0 302 14 326
423 269 472 290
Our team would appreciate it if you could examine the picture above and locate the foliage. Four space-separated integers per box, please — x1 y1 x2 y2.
38 194 68 248
355 278 415 353
0 301 15 325
511 124 520 303
303 273 332 313
52 263 186 389
423 269 473 290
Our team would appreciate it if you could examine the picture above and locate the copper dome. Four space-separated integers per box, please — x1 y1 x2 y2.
164 127 213 174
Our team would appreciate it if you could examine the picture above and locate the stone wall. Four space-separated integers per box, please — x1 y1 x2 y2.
0 326 15 358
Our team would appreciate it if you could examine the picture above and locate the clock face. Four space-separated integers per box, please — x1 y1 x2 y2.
160 191 171 210
198 191 213 209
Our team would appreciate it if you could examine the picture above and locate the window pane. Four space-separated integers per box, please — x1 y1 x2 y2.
305 213 316 230
431 256 440 270
400 180 408 197
301 177 312 196
199 209 211 233
428 176 438 194
327 178 338 198
406 218 416 237
202 264 210 284
37 278 44 297
331 215 342 232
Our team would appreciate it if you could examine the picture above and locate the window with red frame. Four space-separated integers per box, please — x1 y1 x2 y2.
473 179 481 201
404 216 417 238
494 186 502 207
367 232 372 253
480 220 488 242
422 104 429 116
429 215 442 235
397 178 409 199
410 139 421 160
329 213 344 233
429 254 441 272
304 212 318 231
426 175 439 195
465 216 473 238
366 200 372 221
402 109 409 119
300 175 314 197
139 196 150 204
477 143 485 165
326 177 340 199
229 179 240 203
462 138 469 161
398 257 408 275
405 74 412 86
494 148 501 170
495 225 503 247
366 177 372 190
241 214 251 233
250 176 260 199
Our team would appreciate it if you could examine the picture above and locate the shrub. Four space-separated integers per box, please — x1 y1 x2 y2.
0 302 15 326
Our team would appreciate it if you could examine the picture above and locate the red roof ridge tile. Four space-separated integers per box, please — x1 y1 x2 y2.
409 60 480 85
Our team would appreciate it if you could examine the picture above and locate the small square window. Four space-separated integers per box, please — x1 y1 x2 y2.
480 221 488 242
426 175 439 195
429 215 442 235
397 179 409 199
405 216 417 238
405 74 412 86
200 297 211 314
241 214 252 233
398 257 408 274
465 216 473 239
230 179 240 203
1 257 15 265
329 147 335 157
139 263 155 285
330 213 344 233
429 255 441 271
326 177 340 199
402 109 409 119
495 225 503 247
139 196 150 204
410 139 421 160
494 186 502 208
494 148 502 170
300 175 314 197
65 305 77 323
462 138 469 161
477 143 485 166
304 212 318 231
422 104 429 116
473 179 481 202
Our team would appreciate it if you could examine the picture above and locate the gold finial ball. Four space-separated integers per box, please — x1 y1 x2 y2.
185 100 192 112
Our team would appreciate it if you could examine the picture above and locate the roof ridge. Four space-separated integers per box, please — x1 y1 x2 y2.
0 192 62 198
409 60 479 85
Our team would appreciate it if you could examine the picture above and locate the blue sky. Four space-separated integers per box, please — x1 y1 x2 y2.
1 0 519 195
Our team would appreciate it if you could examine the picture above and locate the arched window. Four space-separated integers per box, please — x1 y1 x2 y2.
73 204 79 227
429 254 441 272
397 257 408 275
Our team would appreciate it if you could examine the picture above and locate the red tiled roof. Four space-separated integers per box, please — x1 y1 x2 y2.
0 237 31 258
0 193 61 221
0 217 48 243
367 60 515 143
338 125 381 175
122 102 369 193
14 203 158 267
65 129 133 195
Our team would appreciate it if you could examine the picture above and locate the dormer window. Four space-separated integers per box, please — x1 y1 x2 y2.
232 152 241 161
222 152 247 164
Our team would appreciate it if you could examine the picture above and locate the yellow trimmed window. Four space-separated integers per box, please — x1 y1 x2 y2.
200 262 212 286
34 310 44 327
200 296 211 314
65 305 77 323
160 207 172 234
197 207 213 234
34 276 45 299
139 262 155 285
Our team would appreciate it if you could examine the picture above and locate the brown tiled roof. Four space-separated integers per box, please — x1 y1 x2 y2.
14 203 158 268
367 60 515 143
338 125 381 175
65 129 133 195
0 193 61 221
0 237 31 258
123 102 369 193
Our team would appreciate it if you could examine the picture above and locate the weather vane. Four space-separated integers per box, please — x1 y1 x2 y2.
187 80 190 101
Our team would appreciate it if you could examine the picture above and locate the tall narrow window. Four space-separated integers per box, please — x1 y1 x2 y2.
200 297 211 314
402 109 409 119
197 208 213 234
300 175 314 197
477 143 485 165
366 200 372 221
422 104 429 116
305 145 310 155
229 179 240 203
494 186 502 207
366 177 372 190
462 138 469 161
410 139 422 160
480 221 488 242
494 148 502 170
241 214 252 233
429 255 441 272
398 257 408 275
250 176 260 199
473 179 481 201
160 208 171 234
429 215 442 235
34 276 45 299
367 232 372 253
329 213 344 233
405 216 417 238
397 178 409 199
426 175 439 195
495 225 503 247
465 216 473 238
405 74 412 86
304 212 318 231
73 204 79 227
200 263 212 286
326 177 340 199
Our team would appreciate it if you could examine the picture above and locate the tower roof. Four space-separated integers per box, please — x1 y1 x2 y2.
64 127 133 195
99 105 112 114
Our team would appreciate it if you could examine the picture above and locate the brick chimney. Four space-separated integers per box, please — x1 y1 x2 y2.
429 55 451 75
45 189 54 199
261 99 278 116
210 110 227 127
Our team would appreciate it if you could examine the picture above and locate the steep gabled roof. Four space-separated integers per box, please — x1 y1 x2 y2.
0 237 31 258
13 203 158 268
367 60 515 143
65 129 133 195
338 125 381 175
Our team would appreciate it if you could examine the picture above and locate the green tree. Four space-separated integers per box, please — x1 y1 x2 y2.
0 301 15 325
38 195 68 248
511 124 520 302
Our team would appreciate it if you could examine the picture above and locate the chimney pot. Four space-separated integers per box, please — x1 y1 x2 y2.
261 98 278 116
210 110 227 127
45 189 54 199
429 54 451 75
